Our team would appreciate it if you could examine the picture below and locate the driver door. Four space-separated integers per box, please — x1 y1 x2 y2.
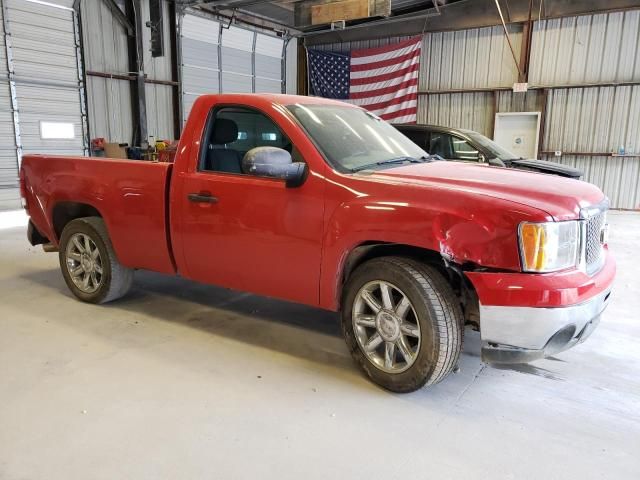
177 105 325 306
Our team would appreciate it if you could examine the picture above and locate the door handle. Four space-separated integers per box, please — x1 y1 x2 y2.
187 193 218 204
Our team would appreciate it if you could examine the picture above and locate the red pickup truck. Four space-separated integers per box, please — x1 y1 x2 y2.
20 94 615 393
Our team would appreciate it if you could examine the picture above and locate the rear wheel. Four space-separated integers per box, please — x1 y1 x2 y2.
58 217 133 304
341 257 463 393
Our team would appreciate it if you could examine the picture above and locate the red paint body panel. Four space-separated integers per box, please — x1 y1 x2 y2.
21 93 614 314
466 248 616 307
21 155 175 274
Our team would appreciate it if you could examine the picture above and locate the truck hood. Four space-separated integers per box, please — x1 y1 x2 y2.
507 158 583 179
360 161 605 220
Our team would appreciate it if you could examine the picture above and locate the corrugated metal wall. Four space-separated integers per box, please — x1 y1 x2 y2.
530 11 640 86
421 26 522 91
140 0 174 140
312 11 640 209
541 85 640 209
81 0 174 143
80 0 132 143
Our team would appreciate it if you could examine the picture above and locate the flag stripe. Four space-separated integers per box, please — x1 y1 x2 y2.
349 75 418 96
350 49 421 73
369 98 419 118
350 55 420 80
356 92 418 114
351 63 419 86
383 113 417 124
346 84 418 106
379 107 418 121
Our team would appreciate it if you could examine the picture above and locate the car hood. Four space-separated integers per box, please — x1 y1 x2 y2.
507 158 583 178
360 161 604 220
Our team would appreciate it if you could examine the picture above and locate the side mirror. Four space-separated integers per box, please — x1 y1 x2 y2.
242 146 308 188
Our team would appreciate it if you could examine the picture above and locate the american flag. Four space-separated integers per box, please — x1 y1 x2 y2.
307 37 422 123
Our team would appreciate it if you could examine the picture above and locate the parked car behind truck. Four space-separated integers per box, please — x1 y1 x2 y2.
20 94 615 393
396 124 584 179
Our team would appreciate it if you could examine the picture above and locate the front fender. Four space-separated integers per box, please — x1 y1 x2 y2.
318 181 547 311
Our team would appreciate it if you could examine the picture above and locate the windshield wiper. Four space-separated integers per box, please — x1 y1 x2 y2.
350 156 431 173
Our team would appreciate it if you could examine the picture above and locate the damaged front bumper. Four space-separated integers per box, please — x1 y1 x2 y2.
479 287 611 363
465 248 615 364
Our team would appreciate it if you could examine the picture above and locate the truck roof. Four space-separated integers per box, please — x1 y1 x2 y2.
194 93 358 108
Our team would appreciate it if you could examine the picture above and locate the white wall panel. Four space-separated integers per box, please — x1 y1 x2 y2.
530 11 640 86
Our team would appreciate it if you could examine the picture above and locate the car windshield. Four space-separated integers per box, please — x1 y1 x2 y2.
287 104 429 172
462 129 520 161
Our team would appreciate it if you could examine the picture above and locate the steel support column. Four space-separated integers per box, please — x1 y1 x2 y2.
125 0 148 148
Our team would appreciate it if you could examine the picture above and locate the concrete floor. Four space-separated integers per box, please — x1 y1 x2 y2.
1 211 638 480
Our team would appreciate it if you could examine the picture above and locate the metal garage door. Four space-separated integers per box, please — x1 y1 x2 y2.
179 10 285 122
0 0 87 210
0 3 19 210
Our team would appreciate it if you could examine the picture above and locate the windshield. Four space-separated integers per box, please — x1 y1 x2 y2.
462 130 520 161
287 104 429 172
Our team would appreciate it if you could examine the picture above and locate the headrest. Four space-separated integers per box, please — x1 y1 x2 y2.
213 118 238 144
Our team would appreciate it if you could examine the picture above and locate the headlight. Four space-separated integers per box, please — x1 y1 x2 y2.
519 221 579 272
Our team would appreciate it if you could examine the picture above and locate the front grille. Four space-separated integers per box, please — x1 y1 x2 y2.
585 212 605 265
582 201 608 275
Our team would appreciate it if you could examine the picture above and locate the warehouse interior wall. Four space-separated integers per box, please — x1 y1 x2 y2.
82 1 293 145
311 10 640 210
80 0 175 145
0 0 86 210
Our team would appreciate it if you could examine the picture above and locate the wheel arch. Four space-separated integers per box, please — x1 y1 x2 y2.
52 202 104 242
337 242 480 328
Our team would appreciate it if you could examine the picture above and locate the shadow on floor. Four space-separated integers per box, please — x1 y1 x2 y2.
20 267 496 386
20 267 356 371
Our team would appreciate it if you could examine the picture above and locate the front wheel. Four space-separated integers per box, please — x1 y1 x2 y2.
341 257 463 393
58 217 133 304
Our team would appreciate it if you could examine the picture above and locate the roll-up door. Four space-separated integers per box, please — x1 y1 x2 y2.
254 33 283 93
0 0 87 210
0 2 19 210
179 10 287 123
220 25 253 93
179 13 220 124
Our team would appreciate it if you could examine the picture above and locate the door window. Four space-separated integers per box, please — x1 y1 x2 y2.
200 106 293 174
450 135 480 161
429 133 480 161
428 133 450 158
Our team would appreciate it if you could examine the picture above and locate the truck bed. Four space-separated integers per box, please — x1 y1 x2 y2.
21 155 175 274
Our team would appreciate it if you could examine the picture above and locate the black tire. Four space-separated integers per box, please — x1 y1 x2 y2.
341 256 463 393
58 217 133 304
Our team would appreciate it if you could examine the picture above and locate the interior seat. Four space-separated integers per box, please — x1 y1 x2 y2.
430 137 446 158
206 118 242 173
